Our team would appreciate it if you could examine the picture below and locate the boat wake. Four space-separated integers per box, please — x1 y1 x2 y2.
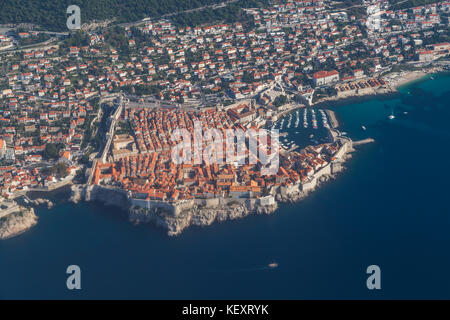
208 262 279 273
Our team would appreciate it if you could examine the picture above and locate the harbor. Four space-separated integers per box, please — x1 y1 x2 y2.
271 107 337 150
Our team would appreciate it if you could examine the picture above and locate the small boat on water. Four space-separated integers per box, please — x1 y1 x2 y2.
362 125 366 131
389 109 395 120
295 110 300 127
268 262 278 269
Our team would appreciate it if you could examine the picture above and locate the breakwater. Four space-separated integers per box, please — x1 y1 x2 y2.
353 138 375 146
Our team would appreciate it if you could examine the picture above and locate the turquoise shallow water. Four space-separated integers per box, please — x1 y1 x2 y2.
1 73 450 299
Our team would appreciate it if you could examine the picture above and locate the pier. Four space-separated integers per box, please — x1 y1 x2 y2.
325 109 339 128
353 138 375 146
286 145 299 152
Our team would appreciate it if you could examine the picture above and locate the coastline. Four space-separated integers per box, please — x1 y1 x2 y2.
0 185 73 240
0 206 38 240
2 72 449 300
312 90 399 110
388 70 429 89
5 69 444 239
312 68 446 109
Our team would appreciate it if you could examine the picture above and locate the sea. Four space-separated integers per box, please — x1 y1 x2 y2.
1 73 450 299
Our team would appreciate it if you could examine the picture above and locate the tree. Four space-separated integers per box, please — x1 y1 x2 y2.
273 95 288 107
242 71 254 84
52 162 69 178
42 162 69 178
43 143 64 160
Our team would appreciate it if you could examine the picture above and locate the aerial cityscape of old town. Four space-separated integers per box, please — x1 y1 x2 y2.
1 0 449 239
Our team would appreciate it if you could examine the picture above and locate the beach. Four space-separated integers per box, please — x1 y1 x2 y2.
384 70 429 88
312 67 445 107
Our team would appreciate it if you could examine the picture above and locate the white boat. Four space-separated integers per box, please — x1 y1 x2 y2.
295 110 300 127
268 262 278 268
362 125 366 130
389 109 395 120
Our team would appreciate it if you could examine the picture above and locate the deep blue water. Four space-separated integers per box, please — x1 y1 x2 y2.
1 73 450 299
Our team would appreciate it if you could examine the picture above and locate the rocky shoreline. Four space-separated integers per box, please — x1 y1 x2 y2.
31 198 54 209
125 164 348 236
0 207 38 240
129 201 279 236
70 184 129 210
1 150 350 240
67 149 352 236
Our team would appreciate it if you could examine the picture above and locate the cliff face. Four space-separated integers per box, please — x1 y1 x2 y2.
0 208 38 240
88 186 129 210
129 201 278 236
70 184 129 210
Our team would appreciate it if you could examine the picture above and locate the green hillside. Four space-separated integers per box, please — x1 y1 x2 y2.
0 0 245 31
